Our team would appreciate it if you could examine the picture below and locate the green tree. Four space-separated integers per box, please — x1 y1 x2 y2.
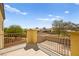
6 25 23 33
52 19 69 36
4 27 8 33
52 19 79 36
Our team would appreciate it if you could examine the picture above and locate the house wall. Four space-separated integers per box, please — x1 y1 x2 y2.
0 3 4 49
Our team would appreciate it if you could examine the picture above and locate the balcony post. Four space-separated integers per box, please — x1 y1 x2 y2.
69 31 79 56
24 29 38 50
26 29 37 44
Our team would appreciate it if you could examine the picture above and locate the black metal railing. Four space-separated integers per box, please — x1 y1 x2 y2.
4 32 71 56
38 32 71 56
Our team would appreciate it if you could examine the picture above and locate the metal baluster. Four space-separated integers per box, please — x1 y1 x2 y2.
63 38 65 55
62 38 64 55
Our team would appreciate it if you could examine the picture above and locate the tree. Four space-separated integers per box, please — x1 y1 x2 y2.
43 27 46 30
5 25 23 33
52 19 79 36
52 19 72 36
52 20 66 35
4 27 8 33
35 27 39 29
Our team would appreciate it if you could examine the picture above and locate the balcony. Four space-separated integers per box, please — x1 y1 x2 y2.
0 32 71 56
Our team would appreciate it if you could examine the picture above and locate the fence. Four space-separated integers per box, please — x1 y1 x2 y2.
3 30 79 56
38 32 71 56
4 33 26 48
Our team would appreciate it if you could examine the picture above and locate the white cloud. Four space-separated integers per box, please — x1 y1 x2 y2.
64 11 69 14
51 18 56 20
5 4 27 15
37 15 64 21
51 18 61 21
74 3 79 5
55 16 62 18
51 16 64 20
4 18 8 23
48 14 53 17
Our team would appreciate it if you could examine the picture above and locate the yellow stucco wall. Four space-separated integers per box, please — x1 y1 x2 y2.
0 3 4 49
70 31 79 56
26 29 37 44
0 3 5 20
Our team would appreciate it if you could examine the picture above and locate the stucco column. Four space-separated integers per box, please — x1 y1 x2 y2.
0 20 4 49
26 29 37 44
24 29 39 50
69 31 79 56
0 4 4 49
0 33 4 49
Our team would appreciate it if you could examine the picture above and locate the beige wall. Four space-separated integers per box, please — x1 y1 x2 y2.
70 32 79 56
0 3 4 49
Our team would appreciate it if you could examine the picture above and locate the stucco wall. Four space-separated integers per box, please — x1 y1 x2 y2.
0 3 4 49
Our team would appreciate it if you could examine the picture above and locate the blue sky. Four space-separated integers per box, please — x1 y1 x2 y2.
4 3 79 28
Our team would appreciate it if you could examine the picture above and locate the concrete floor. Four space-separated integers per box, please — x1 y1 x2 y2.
1 48 48 56
0 43 48 56
0 41 65 56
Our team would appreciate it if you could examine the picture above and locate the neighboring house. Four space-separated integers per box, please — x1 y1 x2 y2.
0 3 5 49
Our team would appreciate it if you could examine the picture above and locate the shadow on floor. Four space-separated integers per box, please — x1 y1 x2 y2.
24 43 39 51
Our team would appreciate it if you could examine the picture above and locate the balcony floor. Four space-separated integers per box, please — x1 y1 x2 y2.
1 48 48 56
0 43 48 56
0 41 62 56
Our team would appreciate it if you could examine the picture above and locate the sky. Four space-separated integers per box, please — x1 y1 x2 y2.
4 3 79 28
